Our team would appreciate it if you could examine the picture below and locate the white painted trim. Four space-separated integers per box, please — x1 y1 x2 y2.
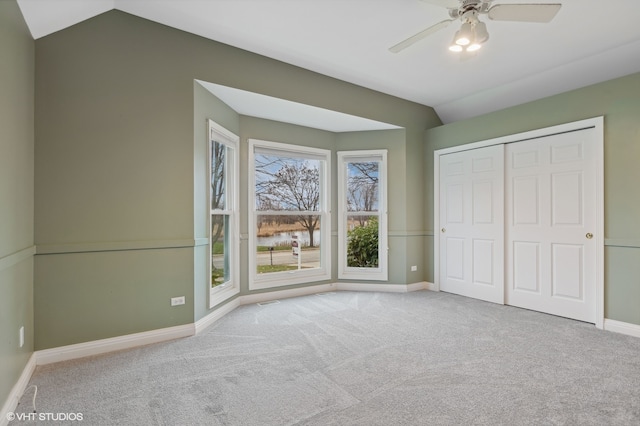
433 150 441 292
195 298 240 334
0 246 36 273
435 117 601 156
207 118 240 144
0 353 36 426
247 139 332 290
424 281 438 291
207 119 240 309
239 283 337 305
433 117 604 327
337 150 388 281
194 238 209 246
407 282 430 292
335 282 427 293
603 319 640 339
209 283 240 311
594 116 605 329
35 324 195 365
195 282 432 334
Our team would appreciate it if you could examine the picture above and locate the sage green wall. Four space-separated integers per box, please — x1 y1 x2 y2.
337 128 432 284
0 0 34 406
193 81 240 320
424 71 640 326
35 249 193 349
335 130 422 285
35 10 440 348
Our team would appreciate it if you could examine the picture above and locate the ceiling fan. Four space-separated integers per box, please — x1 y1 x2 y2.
389 0 562 54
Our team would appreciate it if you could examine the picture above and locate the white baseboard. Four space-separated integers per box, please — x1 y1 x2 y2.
424 281 438 291
195 298 241 334
1 353 36 426
194 282 430 335
36 323 195 365
335 281 428 293
411 281 433 292
603 319 640 338
239 283 337 306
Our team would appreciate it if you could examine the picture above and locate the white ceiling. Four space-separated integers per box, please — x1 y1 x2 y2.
196 81 402 132
17 0 640 124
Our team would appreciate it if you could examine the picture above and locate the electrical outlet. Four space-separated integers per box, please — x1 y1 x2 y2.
19 326 24 348
171 296 186 306
410 265 417 272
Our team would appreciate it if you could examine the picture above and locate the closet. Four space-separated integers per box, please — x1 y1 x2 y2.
435 118 603 325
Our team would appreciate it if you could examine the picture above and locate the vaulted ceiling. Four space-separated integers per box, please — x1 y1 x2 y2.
16 0 640 123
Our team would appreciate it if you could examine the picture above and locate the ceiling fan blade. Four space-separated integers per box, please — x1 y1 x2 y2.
389 19 453 53
419 0 460 8
488 4 561 23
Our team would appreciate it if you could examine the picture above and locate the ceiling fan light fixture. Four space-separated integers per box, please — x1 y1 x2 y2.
466 43 482 52
455 22 473 46
389 1 561 55
473 21 489 43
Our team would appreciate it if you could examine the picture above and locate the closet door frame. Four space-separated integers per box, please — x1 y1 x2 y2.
433 116 604 329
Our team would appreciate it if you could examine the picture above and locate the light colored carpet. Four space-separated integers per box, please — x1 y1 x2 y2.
11 290 640 425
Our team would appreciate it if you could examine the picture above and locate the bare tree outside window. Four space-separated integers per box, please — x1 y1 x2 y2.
250 140 331 289
211 141 226 244
255 154 321 247
347 162 379 225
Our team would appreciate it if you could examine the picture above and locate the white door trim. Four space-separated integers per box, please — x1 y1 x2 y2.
433 116 604 329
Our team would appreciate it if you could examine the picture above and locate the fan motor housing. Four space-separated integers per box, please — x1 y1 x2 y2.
449 0 490 19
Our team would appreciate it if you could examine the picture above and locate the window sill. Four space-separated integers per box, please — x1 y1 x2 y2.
209 283 240 309
249 269 331 291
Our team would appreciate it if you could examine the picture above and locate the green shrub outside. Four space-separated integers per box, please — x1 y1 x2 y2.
347 218 379 267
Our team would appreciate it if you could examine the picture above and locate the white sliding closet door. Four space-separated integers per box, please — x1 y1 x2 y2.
439 145 504 304
505 128 597 322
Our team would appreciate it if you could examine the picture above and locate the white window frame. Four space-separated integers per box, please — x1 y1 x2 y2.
208 120 240 308
248 139 331 290
337 150 388 281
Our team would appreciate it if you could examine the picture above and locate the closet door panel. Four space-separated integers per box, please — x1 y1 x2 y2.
506 129 597 323
439 145 504 304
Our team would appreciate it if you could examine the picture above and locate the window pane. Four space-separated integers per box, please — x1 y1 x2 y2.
255 153 321 212
211 214 230 287
347 162 379 212
211 141 227 210
256 214 321 274
346 215 379 268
